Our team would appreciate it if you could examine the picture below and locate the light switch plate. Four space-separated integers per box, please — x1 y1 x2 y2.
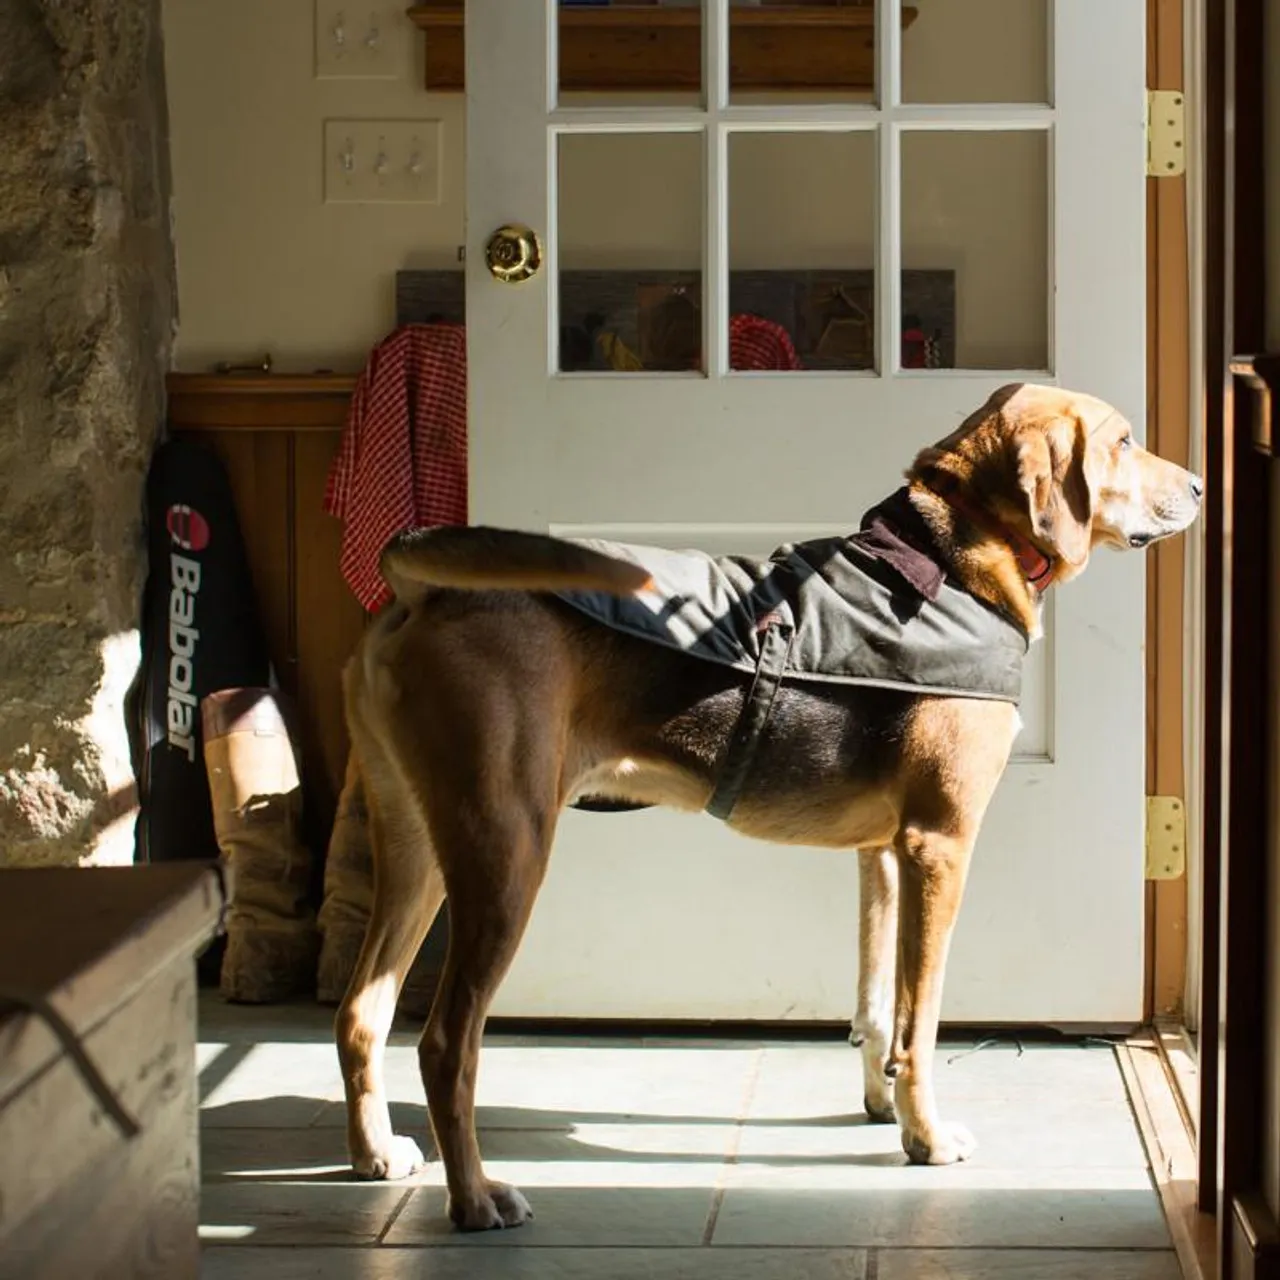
323 120 443 204
315 1 399 79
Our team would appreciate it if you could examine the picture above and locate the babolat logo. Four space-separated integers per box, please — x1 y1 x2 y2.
165 504 209 761
166 503 210 552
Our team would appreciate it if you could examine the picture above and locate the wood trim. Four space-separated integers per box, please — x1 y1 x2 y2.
166 374 356 432
1155 1016 1202 1135
1119 1035 1219 1280
1146 0 1194 1025
406 1 917 93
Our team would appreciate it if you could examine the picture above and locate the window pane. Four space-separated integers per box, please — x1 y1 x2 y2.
901 130 1049 371
558 132 704 373
727 130 878 371
902 0 1049 105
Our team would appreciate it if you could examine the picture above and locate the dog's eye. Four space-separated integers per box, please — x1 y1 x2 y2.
1118 434 1133 451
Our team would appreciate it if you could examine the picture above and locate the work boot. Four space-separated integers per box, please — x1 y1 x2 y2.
202 688 318 1002
316 750 446 1017
316 752 374 1005
399 918 445 1020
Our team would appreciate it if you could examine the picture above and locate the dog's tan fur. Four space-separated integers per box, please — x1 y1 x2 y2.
335 383 1202 1230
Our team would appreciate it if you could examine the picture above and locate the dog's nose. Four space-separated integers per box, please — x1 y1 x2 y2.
1189 475 1204 503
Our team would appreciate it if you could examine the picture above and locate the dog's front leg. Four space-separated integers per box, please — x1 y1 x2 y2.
851 847 898 1123
890 825 976 1165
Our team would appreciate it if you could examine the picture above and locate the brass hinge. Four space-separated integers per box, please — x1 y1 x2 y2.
1146 90 1186 177
1146 796 1187 880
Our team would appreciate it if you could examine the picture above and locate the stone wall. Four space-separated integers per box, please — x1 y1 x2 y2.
0 0 176 866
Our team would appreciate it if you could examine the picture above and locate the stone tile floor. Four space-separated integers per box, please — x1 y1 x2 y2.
197 994 1180 1279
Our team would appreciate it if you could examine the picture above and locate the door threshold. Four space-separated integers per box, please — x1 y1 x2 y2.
1154 1017 1201 1134
1117 1030 1217 1280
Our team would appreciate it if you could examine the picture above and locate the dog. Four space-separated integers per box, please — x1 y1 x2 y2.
334 382 1202 1231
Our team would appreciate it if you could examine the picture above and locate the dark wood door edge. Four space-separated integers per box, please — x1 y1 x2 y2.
1232 1192 1280 1279
1229 355 1280 456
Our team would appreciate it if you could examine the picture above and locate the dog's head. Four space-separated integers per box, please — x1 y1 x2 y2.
913 383 1203 589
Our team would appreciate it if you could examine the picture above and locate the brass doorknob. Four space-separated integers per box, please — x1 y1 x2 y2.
485 224 542 283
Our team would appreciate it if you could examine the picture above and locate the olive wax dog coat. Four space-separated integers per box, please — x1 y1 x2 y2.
554 488 1029 819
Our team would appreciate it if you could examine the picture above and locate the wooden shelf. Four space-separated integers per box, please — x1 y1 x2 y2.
406 2 917 93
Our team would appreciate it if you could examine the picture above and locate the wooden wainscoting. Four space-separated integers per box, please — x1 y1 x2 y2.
166 374 364 849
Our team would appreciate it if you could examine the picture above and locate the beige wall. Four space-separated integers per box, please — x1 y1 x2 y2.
164 0 1046 372
163 0 463 371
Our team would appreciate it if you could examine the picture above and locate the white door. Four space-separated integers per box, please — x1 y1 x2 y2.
465 0 1147 1024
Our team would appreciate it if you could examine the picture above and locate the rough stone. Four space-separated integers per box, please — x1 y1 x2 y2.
0 0 176 866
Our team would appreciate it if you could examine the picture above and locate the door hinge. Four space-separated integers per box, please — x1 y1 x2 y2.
1146 795 1187 880
1146 90 1186 177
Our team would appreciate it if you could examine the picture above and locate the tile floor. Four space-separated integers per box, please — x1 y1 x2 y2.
197 994 1181 1279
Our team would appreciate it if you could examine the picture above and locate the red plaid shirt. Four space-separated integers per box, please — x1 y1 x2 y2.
324 324 468 612
730 313 802 371
326 314 798 612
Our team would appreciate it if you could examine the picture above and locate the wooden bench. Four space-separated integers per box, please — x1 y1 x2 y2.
0 863 229 1280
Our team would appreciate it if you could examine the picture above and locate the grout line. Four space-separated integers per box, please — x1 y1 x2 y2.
864 1247 879 1280
700 1046 766 1245
199 1243 1184 1253
375 1188 416 1245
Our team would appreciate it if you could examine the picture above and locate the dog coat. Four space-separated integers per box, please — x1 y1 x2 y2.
554 488 1029 820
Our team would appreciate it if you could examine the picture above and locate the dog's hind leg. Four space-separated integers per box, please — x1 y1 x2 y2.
851 846 898 1123
335 730 445 1182
418 804 554 1232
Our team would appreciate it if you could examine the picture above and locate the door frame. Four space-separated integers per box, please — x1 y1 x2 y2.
1196 0 1280 1274
1146 0 1197 1027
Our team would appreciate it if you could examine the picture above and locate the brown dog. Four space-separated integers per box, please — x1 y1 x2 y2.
334 383 1202 1231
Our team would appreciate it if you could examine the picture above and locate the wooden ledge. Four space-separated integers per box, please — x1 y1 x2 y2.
166 372 356 432
407 2 918 94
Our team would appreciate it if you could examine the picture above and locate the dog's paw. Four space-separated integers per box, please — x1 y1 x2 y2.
851 1027 896 1123
903 1121 976 1166
352 1134 426 1181
864 1090 897 1124
449 1180 534 1232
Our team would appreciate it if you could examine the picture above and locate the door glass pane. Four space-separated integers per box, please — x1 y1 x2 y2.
557 1 702 107
902 0 1049 104
557 131 704 373
900 130 1048 371
727 130 876 372
729 0 876 104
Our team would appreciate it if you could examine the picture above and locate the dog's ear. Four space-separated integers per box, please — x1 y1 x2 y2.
1013 416 1093 570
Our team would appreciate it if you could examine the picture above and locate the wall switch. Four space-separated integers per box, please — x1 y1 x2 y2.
315 2 399 79
323 120 443 204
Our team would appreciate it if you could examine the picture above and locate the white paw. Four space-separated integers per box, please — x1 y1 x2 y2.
353 1134 426 1181
903 1121 976 1166
449 1180 534 1232
850 1027 895 1123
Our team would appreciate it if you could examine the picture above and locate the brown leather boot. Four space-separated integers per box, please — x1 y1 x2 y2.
202 688 318 1003
316 750 445 1015
316 752 374 1005
398 922 444 1020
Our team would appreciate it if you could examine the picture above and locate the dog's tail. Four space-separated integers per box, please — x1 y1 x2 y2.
381 526 651 596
